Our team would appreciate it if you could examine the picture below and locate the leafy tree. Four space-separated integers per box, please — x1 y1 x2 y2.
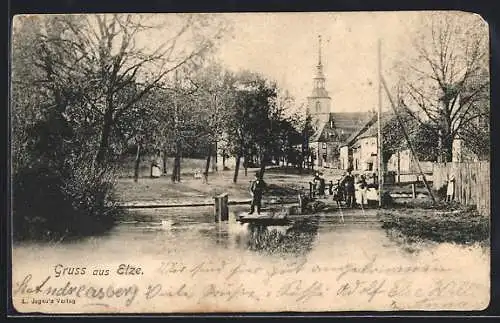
300 113 316 171
225 71 283 182
186 63 237 181
382 107 439 165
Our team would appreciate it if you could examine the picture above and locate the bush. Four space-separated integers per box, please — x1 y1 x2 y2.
379 205 489 244
13 162 121 242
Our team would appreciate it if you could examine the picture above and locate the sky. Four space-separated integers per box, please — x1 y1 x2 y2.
13 11 486 116
214 11 482 114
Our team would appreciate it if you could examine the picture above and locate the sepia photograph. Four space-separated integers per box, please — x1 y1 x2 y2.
10 11 490 313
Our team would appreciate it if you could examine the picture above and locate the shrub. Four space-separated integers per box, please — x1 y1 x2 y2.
379 205 489 244
13 161 121 242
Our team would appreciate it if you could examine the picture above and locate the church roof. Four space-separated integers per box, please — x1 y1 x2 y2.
310 122 330 142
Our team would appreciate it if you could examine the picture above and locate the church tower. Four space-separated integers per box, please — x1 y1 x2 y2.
307 35 332 128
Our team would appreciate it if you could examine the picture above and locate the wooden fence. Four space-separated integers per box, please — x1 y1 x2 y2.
432 162 490 216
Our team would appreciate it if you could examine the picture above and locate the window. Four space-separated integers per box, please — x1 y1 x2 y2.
322 142 327 149
316 101 321 113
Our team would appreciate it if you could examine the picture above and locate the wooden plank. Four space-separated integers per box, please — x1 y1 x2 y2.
431 161 490 216
238 218 291 225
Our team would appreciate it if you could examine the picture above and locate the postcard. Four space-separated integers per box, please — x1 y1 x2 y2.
10 11 490 313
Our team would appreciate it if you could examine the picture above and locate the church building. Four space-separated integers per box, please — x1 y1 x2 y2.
307 36 369 169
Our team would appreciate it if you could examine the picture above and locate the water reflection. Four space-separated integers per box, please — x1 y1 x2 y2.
213 213 320 256
12 206 490 313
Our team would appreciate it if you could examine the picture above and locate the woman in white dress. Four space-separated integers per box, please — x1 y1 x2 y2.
151 158 162 178
446 174 455 202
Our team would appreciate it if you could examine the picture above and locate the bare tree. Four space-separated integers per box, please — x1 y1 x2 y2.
28 14 229 165
398 12 489 162
187 63 237 182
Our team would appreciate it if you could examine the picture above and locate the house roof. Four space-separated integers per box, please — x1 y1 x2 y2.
341 111 393 147
310 111 371 143
331 112 373 137
358 111 393 139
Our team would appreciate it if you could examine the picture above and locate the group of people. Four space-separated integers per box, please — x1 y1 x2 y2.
247 168 377 215
311 169 371 208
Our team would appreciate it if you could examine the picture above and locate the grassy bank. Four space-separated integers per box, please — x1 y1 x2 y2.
114 167 334 204
378 201 489 245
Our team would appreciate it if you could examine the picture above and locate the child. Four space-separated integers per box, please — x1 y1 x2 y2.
328 181 334 196
333 181 343 207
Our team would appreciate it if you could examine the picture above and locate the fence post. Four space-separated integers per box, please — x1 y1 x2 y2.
411 183 416 199
214 193 229 222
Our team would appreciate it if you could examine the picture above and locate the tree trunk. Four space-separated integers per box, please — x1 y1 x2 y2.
204 144 212 183
298 153 303 174
96 109 113 164
244 154 248 177
171 140 181 182
171 156 181 182
233 154 241 183
222 150 226 169
134 143 141 183
259 152 267 179
176 156 181 181
437 129 443 163
162 149 168 174
213 141 218 172
397 151 401 183
443 135 453 162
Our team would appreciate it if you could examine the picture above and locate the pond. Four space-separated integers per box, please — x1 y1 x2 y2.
12 206 490 313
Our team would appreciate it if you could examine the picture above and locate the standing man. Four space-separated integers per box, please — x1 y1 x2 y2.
318 173 326 198
311 171 321 198
343 169 355 208
248 171 267 215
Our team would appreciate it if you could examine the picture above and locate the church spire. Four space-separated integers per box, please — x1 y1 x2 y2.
314 34 326 88
307 34 331 127
318 35 322 66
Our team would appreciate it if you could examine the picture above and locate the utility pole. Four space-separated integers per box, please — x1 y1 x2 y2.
377 39 384 207
213 92 218 172
381 77 436 203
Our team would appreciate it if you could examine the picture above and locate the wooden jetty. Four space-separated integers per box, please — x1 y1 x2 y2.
236 212 292 225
